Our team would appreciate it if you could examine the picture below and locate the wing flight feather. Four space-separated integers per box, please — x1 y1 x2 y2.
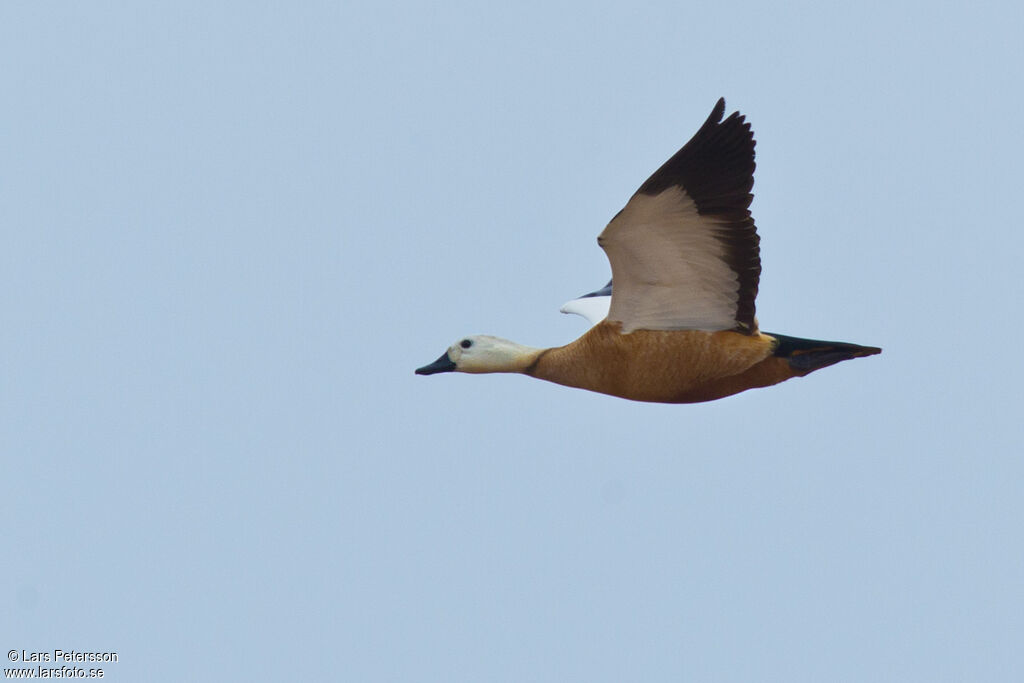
598 98 761 333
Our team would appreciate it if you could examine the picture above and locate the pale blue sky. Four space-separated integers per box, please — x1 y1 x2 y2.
3 1 1023 681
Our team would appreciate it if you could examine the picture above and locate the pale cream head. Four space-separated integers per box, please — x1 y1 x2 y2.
416 335 541 375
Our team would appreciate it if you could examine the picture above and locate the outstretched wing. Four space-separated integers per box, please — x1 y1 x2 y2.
598 98 761 334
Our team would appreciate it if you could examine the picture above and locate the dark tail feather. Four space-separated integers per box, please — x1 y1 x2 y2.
766 332 881 375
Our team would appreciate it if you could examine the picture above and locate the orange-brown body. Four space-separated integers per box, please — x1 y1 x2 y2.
527 321 800 403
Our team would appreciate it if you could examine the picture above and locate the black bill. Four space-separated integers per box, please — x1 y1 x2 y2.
415 352 456 375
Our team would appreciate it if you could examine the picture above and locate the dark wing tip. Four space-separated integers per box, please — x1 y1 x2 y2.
637 98 754 202
710 97 726 123
579 279 613 298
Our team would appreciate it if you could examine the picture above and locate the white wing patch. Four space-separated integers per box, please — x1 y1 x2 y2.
559 295 610 326
599 186 741 333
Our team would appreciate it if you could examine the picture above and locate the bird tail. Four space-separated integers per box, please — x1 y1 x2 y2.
766 333 881 375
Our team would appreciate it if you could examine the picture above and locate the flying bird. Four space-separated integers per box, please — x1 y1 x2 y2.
416 99 880 403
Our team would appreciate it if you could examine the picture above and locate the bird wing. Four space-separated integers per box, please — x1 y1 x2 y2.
559 280 611 325
598 98 761 334
560 294 611 325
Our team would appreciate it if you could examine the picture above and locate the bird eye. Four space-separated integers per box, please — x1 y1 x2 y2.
460 339 473 349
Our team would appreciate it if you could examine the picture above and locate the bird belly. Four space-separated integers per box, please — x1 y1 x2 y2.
531 324 779 404
609 331 777 403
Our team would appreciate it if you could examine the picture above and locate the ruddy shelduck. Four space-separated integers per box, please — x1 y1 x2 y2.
416 99 880 403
